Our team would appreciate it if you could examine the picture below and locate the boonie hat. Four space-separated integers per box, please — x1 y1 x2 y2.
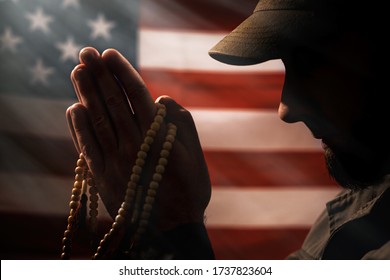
209 0 327 66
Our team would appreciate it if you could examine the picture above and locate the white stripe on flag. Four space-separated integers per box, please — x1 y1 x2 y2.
139 29 285 72
191 108 321 151
0 173 339 227
207 186 339 227
0 95 320 151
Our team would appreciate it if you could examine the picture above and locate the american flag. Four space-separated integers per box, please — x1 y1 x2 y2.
0 0 339 259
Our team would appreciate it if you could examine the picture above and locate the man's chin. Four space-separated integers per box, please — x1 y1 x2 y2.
323 146 383 190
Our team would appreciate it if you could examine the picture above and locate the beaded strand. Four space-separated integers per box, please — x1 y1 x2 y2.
92 103 168 259
87 175 98 230
61 153 87 260
87 172 99 250
131 123 177 249
61 103 177 260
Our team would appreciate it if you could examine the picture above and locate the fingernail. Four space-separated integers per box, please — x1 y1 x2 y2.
80 48 98 63
74 68 85 81
70 104 80 118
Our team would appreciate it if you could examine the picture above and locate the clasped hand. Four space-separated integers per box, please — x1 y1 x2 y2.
66 47 211 232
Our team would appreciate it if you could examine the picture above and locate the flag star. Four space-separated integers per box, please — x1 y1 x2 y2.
30 59 54 85
0 27 23 52
25 7 53 34
88 13 115 40
56 37 82 63
62 0 80 9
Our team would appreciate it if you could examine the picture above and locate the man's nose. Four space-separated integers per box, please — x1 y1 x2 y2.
278 102 298 123
278 78 314 124
278 94 309 124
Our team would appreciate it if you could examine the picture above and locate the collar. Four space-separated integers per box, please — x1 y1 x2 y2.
326 175 390 236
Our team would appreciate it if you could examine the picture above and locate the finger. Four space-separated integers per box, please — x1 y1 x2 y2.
157 95 202 149
70 66 82 102
79 47 138 141
68 103 104 174
157 95 212 213
71 63 118 159
66 105 81 154
101 48 156 132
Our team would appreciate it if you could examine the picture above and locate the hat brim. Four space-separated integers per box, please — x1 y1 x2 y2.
208 10 315 66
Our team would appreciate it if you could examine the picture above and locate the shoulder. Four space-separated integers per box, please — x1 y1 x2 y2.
362 240 390 260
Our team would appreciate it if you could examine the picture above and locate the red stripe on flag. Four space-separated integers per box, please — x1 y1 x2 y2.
0 212 309 260
0 135 335 188
207 227 309 260
142 69 284 110
205 150 336 187
140 0 258 32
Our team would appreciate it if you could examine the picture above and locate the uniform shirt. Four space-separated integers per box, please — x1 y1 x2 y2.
287 177 390 259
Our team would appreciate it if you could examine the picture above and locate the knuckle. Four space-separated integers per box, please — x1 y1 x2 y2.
128 83 148 98
179 107 194 122
92 114 107 128
106 94 123 108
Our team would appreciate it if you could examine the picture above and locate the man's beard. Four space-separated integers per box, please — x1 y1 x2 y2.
324 145 386 190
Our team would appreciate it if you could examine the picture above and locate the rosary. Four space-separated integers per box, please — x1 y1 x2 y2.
60 103 177 259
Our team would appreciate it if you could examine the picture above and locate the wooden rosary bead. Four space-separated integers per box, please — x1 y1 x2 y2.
62 103 178 260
